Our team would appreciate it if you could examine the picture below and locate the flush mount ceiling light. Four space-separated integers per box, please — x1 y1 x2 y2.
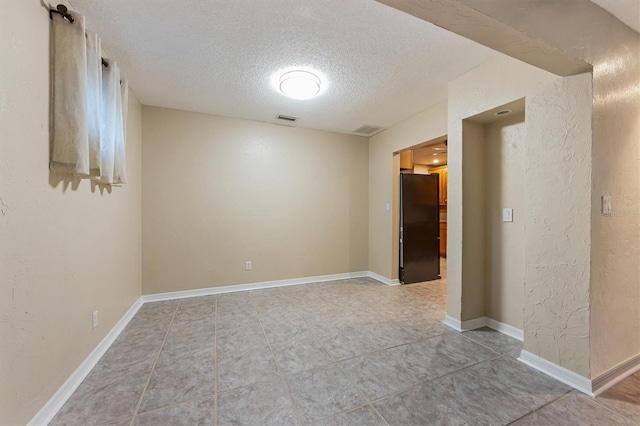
279 70 321 100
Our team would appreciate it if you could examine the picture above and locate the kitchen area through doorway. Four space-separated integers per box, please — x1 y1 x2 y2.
398 137 448 296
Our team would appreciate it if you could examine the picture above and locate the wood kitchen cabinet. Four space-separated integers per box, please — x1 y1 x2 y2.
430 165 448 206
400 150 413 170
439 222 447 257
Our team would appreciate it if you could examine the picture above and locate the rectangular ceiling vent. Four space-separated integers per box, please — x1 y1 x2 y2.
277 114 298 122
352 124 385 136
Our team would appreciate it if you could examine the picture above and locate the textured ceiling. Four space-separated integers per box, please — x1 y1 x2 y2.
590 0 640 33
68 0 498 135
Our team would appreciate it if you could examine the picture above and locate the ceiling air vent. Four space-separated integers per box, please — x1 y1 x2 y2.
352 124 385 137
277 114 298 122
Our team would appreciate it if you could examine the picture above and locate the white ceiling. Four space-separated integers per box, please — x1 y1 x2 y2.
68 0 498 135
591 0 640 33
413 142 448 167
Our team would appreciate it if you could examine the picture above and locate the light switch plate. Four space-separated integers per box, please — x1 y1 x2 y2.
503 208 513 222
602 195 612 216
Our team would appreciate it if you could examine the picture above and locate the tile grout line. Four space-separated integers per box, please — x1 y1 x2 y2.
356 342 569 426
365 352 520 406
302 402 380 426
505 391 573 425
56 276 611 425
250 291 306 426
119 394 217 421
125 302 216 417
297 284 462 423
129 302 180 425
582 390 639 421
456 329 513 357
240 283 511 425
331 358 391 426
277 284 391 425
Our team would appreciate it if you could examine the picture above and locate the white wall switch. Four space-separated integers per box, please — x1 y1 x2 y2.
245 261 252 270
92 311 98 329
503 208 513 222
602 195 612 216
385 203 390 211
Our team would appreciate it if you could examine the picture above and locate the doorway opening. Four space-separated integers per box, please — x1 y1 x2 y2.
393 135 448 309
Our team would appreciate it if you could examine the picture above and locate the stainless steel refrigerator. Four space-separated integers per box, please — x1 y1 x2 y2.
399 173 441 284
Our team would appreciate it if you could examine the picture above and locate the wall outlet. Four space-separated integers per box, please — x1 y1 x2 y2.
602 195 612 216
245 261 252 271
92 311 98 329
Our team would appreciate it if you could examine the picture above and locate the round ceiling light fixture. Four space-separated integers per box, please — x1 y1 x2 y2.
496 109 512 116
279 70 321 100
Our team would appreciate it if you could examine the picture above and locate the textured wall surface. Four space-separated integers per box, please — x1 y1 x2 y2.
484 112 526 329
458 0 640 382
447 56 558 328
368 103 447 279
0 2 143 423
142 107 369 294
589 23 640 379
382 0 638 381
525 74 593 377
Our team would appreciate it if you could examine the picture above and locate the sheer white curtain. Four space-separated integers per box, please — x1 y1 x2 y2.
94 59 127 185
50 12 128 185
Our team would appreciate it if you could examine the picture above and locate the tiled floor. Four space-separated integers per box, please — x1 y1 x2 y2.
52 260 639 425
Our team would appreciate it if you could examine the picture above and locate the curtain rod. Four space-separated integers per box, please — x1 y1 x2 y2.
49 4 74 23
49 4 110 68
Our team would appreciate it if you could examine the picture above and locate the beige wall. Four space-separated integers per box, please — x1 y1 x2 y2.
458 0 640 382
448 55 592 376
142 107 369 294
483 112 525 329
368 103 448 280
457 0 640 380
525 73 593 377
460 120 486 321
379 0 639 380
447 55 557 323
0 1 143 424
455 110 527 329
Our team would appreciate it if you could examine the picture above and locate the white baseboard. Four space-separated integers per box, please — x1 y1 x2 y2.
486 318 524 341
592 353 640 396
28 298 143 426
32 270 375 425
443 315 463 331
142 271 370 302
443 315 524 341
367 271 401 286
461 316 487 331
447 318 639 396
518 350 593 396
